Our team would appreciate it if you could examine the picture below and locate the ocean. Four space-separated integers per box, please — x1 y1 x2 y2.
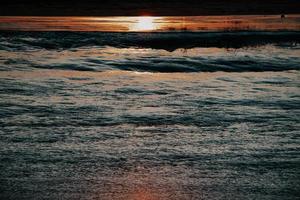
0 16 300 200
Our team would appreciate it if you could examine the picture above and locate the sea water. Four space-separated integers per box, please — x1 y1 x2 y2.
0 30 299 199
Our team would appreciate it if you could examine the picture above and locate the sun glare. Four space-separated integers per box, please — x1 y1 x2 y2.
131 16 156 31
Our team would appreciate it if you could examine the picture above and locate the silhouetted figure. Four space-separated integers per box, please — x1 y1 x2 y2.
281 14 286 19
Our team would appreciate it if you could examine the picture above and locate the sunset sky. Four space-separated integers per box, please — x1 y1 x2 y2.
2 0 300 16
1 15 300 32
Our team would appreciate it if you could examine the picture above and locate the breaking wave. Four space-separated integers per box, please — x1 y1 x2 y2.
0 31 300 73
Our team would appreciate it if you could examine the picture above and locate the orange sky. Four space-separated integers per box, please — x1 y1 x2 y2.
0 15 300 32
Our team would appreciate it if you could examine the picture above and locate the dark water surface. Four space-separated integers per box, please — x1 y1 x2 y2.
0 31 300 200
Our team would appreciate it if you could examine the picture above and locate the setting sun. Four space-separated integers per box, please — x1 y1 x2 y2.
131 16 156 31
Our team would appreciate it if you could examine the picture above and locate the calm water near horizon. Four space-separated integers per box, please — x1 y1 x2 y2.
0 16 300 200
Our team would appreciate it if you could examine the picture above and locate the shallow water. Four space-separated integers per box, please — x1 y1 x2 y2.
0 31 300 200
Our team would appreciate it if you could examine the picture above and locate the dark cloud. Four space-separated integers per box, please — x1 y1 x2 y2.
1 0 300 16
